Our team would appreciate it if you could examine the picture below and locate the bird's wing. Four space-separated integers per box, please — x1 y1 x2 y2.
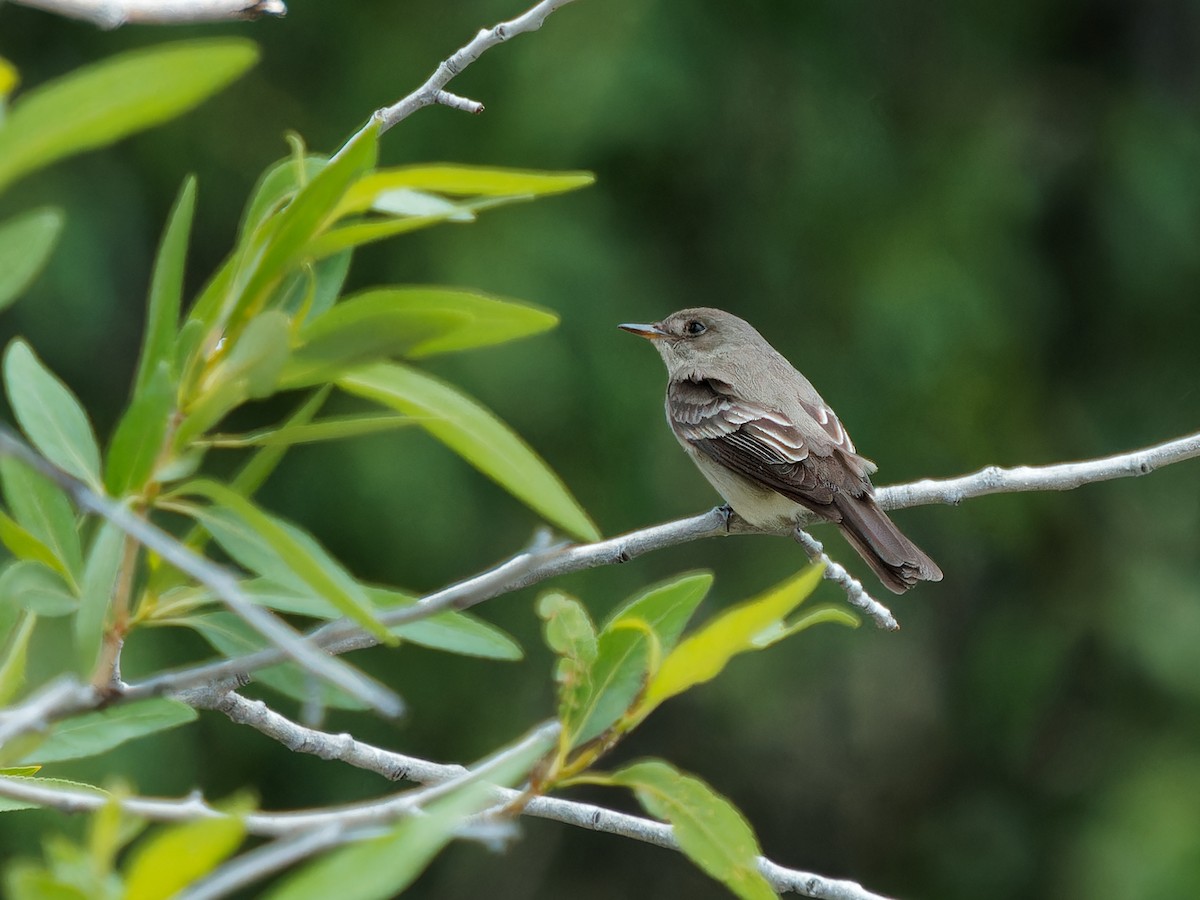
668 377 875 508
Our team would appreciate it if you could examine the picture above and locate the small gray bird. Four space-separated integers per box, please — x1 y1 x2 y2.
620 307 942 594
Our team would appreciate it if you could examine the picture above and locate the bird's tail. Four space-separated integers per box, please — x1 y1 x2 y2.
833 494 942 594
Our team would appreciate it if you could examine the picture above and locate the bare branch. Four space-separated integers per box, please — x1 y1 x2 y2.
373 0 579 132
0 426 402 719
792 529 898 631
197 689 895 900
7 0 285 28
877 429 1200 510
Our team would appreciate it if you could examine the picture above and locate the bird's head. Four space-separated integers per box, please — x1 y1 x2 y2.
619 307 767 371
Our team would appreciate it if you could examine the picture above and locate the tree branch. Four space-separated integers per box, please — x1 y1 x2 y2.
192 688 895 900
7 0 285 28
373 0 579 132
0 426 402 719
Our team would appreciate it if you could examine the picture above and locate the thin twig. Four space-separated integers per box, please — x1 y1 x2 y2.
792 529 898 631
193 690 894 900
0 426 402 718
373 0 580 132
7 0 285 28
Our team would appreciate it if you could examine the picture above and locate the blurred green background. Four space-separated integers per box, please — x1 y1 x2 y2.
2 0 1200 897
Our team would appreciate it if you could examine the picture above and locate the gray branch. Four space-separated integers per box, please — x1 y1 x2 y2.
7 0 284 28
190 689 895 900
373 0 579 132
0 426 401 718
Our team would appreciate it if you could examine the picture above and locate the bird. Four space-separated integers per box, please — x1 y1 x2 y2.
619 307 942 594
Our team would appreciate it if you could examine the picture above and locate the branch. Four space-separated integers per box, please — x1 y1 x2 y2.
373 0 579 132
0 426 402 719
877 429 1200 510
7 0 285 28
194 689 894 900
792 529 897 631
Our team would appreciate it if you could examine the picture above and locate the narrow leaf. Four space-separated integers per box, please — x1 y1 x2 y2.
0 508 75 585
338 165 595 216
210 413 412 449
16 698 196 765
0 207 64 312
0 40 258 193
133 176 195 396
0 561 76 616
612 760 776 900
106 363 174 496
0 457 83 588
124 814 246 900
574 573 713 747
228 387 329 500
642 565 827 712
0 610 36 705
538 592 598 736
171 481 392 644
4 340 103 490
76 522 124 676
339 362 599 542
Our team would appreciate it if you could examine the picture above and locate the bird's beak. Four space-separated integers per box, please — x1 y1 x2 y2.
618 322 667 340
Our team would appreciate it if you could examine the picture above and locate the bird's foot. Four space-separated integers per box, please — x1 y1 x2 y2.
716 504 735 533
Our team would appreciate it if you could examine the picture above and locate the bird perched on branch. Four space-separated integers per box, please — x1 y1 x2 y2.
620 307 942 594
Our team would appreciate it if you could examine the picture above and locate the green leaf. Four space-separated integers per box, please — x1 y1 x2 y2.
0 40 258 194
106 363 174 496
0 207 64 313
266 724 556 900
338 165 595 216
0 776 108 815
275 250 352 325
538 592 598 738
0 561 77 616
238 154 326 242
176 310 291 446
16 698 196 765
339 362 599 542
170 480 392 644
281 287 558 389
611 760 775 900
0 457 83 589
234 124 379 321
307 213 465 259
124 813 246 900
227 388 329 500
76 522 124 676
3 340 103 490
133 176 195 397
641 566 828 713
0 57 17 101
574 573 713 747
0 610 36 705
210 413 412 449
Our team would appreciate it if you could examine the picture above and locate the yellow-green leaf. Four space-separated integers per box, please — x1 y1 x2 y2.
124 814 246 900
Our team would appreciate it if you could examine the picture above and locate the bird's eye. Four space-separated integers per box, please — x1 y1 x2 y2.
684 319 707 335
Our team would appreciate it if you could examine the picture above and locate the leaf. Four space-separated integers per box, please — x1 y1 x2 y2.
641 565 830 713
0 561 77 616
275 249 352 325
234 123 378 320
238 154 327 243
106 362 174 496
227 387 329 500
307 213 465 259
0 457 83 589
16 698 196 765
611 760 776 900
573 573 713 747
0 207 64 313
171 481 392 644
339 362 599 542
266 724 556 900
338 165 595 216
124 813 246 900
0 610 36 705
538 592 598 737
281 287 558 388
0 56 17 100
0 776 108 814
76 521 124 676
3 340 103 490
133 176 195 397
176 310 291 446
211 413 412 448
0 40 258 193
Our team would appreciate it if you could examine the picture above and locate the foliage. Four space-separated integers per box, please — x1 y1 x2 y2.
0 36 858 899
